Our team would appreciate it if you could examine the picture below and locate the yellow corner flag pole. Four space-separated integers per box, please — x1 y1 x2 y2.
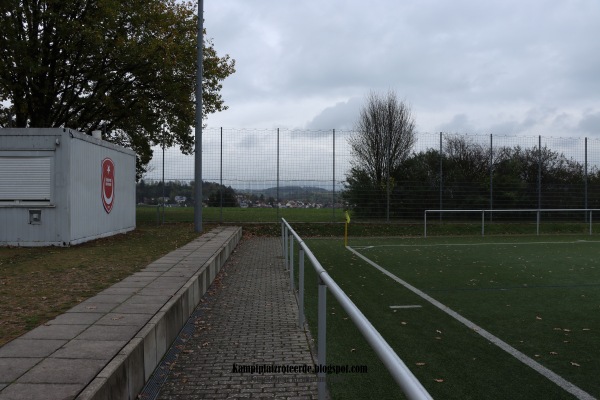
344 211 350 247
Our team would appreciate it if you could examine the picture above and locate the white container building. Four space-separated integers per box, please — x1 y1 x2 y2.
0 128 136 246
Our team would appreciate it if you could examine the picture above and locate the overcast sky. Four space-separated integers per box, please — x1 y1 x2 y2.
202 0 600 137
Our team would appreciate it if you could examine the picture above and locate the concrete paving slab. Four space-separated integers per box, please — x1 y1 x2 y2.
50 339 127 360
20 324 89 341
145 281 186 290
119 274 156 282
17 358 105 384
76 324 141 341
85 294 131 303
66 301 117 314
125 294 172 305
0 357 41 382
135 287 179 296
94 313 151 327
132 271 163 277
98 287 140 296
111 302 163 315
0 339 66 358
143 264 173 271
46 312 104 325
164 268 198 276
108 280 149 289
0 383 82 400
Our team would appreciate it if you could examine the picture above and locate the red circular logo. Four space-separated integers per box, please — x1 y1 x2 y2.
101 158 115 213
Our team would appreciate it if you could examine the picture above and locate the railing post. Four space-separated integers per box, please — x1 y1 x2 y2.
317 277 327 400
299 249 305 328
281 221 284 249
481 210 485 236
590 211 593 235
424 211 427 238
290 237 294 290
284 226 289 269
536 210 540 236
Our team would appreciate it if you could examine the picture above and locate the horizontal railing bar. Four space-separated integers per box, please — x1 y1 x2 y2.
282 219 432 400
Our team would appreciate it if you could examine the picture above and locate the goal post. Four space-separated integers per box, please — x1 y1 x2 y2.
424 209 600 237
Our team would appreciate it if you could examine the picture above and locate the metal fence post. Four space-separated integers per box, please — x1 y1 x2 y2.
220 127 223 223
538 135 542 211
317 277 327 400
277 128 280 220
585 137 588 222
333 129 336 222
490 133 493 221
299 249 305 328
439 132 443 221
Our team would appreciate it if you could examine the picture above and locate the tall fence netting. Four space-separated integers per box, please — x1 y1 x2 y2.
137 129 600 226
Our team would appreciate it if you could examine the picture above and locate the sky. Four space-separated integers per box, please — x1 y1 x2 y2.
202 0 600 137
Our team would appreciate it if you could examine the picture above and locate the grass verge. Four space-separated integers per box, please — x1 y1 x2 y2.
0 222 204 346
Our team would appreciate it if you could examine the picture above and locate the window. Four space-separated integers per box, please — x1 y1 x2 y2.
0 157 52 202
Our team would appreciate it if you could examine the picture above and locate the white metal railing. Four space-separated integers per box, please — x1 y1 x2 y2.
424 208 600 237
281 218 432 400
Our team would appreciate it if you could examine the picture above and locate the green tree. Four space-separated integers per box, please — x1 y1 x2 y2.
0 0 235 178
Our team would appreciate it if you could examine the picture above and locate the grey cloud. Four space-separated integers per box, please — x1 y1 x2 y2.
305 97 362 130
437 114 476 133
578 112 600 135
204 0 600 134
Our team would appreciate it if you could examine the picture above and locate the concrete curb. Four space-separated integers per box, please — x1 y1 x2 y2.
77 227 242 400
0 226 241 400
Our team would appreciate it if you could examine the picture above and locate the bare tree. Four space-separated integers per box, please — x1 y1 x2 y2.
349 91 416 185
345 90 416 218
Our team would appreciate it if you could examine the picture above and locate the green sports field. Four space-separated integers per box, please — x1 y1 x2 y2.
299 235 600 399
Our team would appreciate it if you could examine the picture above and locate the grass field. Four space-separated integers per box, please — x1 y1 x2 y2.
299 235 600 399
3 205 600 398
137 205 345 223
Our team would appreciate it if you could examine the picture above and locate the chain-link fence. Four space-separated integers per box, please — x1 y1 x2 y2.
137 128 600 228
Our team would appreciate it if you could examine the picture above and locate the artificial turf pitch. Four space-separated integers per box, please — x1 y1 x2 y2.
301 235 600 399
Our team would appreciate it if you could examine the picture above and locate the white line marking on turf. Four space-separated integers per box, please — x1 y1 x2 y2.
389 305 422 309
354 240 600 249
346 246 595 400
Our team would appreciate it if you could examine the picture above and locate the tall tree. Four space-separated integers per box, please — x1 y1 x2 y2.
0 0 235 178
344 90 416 217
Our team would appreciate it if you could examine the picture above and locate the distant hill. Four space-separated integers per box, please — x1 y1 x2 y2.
240 186 336 203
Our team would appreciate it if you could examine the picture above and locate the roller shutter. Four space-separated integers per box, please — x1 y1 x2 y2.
0 157 51 201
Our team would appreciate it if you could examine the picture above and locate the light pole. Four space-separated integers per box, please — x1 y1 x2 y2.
194 0 204 233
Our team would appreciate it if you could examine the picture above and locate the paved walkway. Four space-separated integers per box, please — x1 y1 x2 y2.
146 237 319 400
0 227 241 400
